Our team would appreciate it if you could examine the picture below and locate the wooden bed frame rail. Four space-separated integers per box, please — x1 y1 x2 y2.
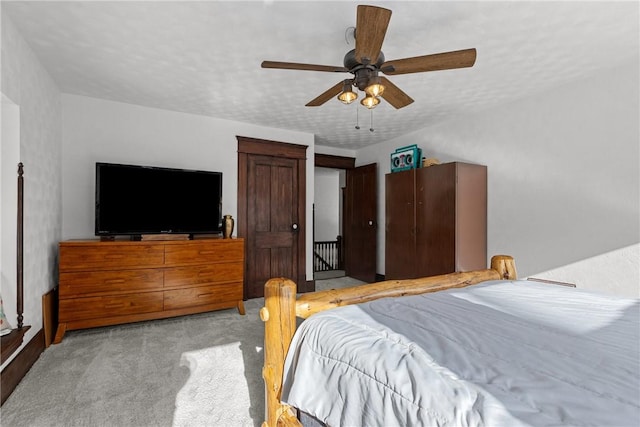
260 255 517 427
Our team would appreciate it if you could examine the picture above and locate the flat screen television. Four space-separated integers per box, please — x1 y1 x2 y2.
95 162 223 236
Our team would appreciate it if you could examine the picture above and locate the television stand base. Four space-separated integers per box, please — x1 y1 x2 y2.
140 234 190 241
55 238 245 343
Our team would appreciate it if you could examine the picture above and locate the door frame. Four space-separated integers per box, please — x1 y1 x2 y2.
315 153 355 170
237 136 308 294
313 154 355 280
313 155 356 247
314 154 363 280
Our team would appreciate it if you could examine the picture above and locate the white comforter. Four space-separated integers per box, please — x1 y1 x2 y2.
281 280 640 427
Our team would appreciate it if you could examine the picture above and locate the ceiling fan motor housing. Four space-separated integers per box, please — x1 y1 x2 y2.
343 48 386 69
343 49 385 90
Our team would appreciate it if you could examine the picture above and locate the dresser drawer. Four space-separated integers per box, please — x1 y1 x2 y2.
164 262 243 289
59 269 163 298
55 238 245 343
59 292 164 322
164 283 242 310
60 244 165 271
164 240 243 265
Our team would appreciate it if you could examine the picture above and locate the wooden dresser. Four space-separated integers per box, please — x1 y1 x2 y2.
54 238 245 343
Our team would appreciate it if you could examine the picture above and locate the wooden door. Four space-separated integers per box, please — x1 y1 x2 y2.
238 137 307 299
385 169 417 280
416 164 456 277
344 163 377 282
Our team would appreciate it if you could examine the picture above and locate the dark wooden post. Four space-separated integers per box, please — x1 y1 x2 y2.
1 163 30 368
16 162 24 328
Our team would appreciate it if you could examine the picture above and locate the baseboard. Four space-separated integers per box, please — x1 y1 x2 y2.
299 279 316 293
42 287 58 348
1 328 44 406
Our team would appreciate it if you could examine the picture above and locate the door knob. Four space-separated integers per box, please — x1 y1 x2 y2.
292 223 299 231
368 220 374 226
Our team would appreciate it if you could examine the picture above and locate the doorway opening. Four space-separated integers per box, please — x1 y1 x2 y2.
313 153 377 284
313 167 345 280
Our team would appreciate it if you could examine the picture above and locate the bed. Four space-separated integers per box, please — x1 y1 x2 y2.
260 255 640 427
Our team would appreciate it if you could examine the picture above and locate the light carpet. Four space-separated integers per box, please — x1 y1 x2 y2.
1 276 362 427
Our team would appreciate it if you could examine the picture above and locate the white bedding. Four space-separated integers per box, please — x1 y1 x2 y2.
281 280 640 427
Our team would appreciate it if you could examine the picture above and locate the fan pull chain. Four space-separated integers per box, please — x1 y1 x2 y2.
370 109 374 132
355 106 360 130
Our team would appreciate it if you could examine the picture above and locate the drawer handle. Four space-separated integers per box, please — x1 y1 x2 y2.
105 254 125 259
104 279 126 285
198 251 217 256
197 293 214 298
197 271 213 277
104 302 125 309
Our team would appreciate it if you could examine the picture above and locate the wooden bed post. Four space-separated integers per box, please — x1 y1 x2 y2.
491 255 517 280
260 278 301 427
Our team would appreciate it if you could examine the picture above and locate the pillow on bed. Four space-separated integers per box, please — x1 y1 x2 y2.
0 293 13 335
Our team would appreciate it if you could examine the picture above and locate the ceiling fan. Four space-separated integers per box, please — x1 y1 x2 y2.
261 5 477 110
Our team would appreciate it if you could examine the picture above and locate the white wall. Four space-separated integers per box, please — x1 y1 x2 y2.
314 145 357 158
535 244 639 298
314 168 340 241
1 94 21 333
61 94 316 279
357 60 639 297
1 12 62 368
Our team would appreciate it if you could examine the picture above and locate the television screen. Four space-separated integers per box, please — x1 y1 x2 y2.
95 162 222 236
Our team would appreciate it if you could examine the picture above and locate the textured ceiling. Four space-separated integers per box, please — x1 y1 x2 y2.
3 1 638 149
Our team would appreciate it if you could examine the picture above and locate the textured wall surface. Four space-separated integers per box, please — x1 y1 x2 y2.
1 12 62 368
357 60 639 297
314 168 341 241
2 1 638 149
535 244 639 298
1 96 20 336
60 94 316 277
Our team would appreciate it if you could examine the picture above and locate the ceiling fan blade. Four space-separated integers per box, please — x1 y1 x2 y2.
379 77 414 109
306 81 345 107
381 48 477 75
262 61 348 73
355 5 392 65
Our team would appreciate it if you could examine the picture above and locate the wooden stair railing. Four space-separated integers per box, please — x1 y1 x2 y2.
313 236 343 272
1 163 31 365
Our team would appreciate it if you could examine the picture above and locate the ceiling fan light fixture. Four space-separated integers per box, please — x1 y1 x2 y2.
361 95 380 109
364 76 385 97
337 80 358 104
338 90 358 104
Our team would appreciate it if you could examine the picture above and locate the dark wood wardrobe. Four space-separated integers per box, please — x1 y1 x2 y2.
385 162 487 280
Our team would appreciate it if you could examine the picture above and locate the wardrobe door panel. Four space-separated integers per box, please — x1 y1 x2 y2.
385 170 417 279
416 164 456 277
